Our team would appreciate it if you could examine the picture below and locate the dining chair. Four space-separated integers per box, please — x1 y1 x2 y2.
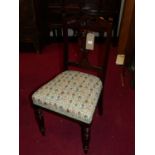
32 15 113 153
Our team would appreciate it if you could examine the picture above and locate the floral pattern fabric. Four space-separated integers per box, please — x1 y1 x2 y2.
32 70 102 124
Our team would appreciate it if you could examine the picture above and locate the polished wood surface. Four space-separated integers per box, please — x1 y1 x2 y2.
117 0 135 55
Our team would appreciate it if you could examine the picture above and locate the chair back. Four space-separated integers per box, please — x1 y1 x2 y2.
63 15 113 82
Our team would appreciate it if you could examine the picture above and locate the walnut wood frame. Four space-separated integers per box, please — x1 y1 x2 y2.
33 15 112 154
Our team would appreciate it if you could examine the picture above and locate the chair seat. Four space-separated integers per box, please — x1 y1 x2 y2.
32 70 102 124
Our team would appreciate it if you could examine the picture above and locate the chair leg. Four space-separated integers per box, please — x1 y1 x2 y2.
81 123 91 154
33 105 45 136
98 90 103 115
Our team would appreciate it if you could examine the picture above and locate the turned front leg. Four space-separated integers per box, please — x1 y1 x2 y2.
81 123 91 154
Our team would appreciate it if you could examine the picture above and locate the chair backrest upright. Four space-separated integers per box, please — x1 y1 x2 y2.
63 15 113 82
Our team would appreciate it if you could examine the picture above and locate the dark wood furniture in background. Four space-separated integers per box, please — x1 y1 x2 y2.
47 0 121 40
117 0 135 66
20 0 121 51
19 0 47 53
117 0 135 87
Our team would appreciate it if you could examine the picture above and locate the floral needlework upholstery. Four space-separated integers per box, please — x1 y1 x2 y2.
32 70 103 124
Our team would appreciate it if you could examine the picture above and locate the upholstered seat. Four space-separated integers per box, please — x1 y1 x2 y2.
32 70 102 124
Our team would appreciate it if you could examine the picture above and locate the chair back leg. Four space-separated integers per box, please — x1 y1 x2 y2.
98 89 104 115
34 105 45 136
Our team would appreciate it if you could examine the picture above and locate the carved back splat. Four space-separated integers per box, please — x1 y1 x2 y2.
63 15 113 79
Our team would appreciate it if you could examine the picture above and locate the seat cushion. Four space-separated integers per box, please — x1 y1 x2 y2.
32 70 102 124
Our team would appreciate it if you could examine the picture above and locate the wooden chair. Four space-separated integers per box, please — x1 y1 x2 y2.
32 15 113 153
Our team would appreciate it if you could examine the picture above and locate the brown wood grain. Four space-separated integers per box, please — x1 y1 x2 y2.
117 0 135 54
